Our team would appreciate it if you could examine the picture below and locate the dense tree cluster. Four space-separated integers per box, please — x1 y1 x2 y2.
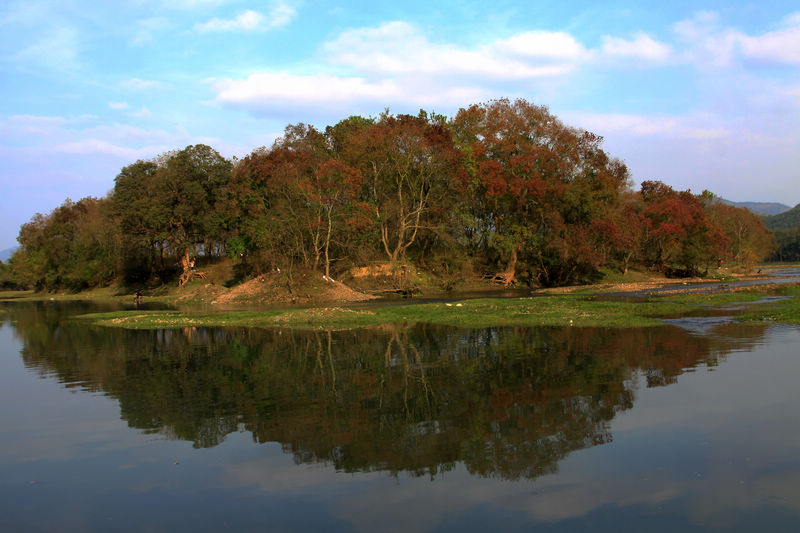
762 205 800 262
6 99 775 291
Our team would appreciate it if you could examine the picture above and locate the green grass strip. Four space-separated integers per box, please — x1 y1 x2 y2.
75 290 793 331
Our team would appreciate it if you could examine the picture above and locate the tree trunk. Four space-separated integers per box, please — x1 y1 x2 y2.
324 207 333 279
495 247 518 286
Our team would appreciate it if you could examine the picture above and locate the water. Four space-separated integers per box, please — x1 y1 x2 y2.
1 300 799 532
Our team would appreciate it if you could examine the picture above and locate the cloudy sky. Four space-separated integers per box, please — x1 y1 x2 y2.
1 0 799 250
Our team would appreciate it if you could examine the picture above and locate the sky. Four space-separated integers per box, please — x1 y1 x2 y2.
1 0 799 250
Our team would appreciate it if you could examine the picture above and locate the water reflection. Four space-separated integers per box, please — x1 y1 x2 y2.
4 301 772 482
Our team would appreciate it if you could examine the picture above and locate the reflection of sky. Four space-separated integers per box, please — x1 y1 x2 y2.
0 322 142 463
2 321 800 531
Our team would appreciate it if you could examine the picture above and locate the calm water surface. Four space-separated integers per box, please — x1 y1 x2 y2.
1 300 799 532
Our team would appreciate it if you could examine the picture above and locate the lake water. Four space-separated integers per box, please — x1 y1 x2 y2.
1 300 800 532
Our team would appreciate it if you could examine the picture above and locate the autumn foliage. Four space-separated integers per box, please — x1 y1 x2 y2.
7 99 775 291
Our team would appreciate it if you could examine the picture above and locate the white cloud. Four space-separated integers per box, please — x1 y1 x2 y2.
3 114 91 137
0 115 188 160
196 10 265 32
672 11 720 42
162 0 230 8
215 21 687 118
209 71 488 117
213 73 400 110
494 31 590 60
786 85 800 100
672 12 739 68
81 124 178 146
602 33 671 62
108 102 129 110
7 114 70 127
53 139 164 159
132 16 170 45
323 22 586 79
14 26 80 71
565 112 730 140
195 3 296 33
673 10 800 67
129 107 153 118
120 78 161 90
739 12 800 64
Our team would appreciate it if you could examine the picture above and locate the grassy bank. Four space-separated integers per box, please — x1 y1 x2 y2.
0 286 179 304
737 285 800 324
75 287 798 331
7 263 798 330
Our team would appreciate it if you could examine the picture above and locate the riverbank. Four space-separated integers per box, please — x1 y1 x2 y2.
5 264 799 330
0 263 785 306
70 284 800 331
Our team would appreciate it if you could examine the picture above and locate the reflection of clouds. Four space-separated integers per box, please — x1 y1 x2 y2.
752 469 800 508
334 467 513 533
512 475 683 522
217 441 536 533
217 441 381 493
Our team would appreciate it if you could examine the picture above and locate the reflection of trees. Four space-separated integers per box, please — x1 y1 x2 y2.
7 302 770 480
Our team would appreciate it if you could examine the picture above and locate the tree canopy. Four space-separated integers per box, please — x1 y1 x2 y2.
6 99 776 291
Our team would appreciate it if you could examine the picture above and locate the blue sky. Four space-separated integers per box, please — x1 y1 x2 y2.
1 0 799 250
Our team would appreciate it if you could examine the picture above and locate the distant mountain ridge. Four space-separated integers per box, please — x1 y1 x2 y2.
720 199 793 216
763 204 800 230
0 246 18 263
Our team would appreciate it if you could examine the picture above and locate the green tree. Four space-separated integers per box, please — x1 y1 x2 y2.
12 197 118 290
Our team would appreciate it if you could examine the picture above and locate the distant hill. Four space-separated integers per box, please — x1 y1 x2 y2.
721 199 792 216
763 204 800 230
0 246 18 263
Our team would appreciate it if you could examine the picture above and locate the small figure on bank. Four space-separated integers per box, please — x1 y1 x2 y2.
134 290 142 306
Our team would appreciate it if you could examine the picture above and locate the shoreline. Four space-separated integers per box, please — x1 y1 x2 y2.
69 282 800 331
4 265 799 331
0 265 787 304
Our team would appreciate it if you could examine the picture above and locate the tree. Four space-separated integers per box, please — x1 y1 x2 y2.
111 160 165 280
590 197 644 274
157 145 233 271
639 181 728 275
452 98 630 286
12 197 118 290
336 112 463 263
307 159 363 278
707 200 774 268
109 146 233 282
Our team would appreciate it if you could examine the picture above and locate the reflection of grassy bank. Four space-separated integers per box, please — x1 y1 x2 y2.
78 287 799 330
